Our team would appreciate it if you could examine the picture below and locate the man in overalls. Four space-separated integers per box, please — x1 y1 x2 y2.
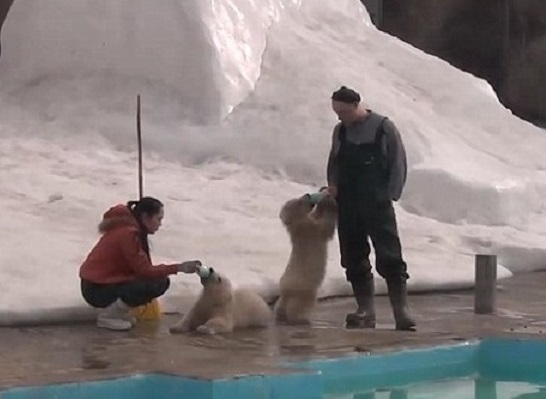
324 86 416 331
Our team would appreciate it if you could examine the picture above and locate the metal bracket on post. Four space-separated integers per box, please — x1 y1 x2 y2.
474 254 497 314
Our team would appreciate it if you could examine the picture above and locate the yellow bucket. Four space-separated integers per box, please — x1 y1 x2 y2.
130 298 161 321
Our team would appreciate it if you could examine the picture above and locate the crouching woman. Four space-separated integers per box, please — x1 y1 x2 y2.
79 196 201 331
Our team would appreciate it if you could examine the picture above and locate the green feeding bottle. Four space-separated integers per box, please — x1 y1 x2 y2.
196 265 212 278
306 191 326 205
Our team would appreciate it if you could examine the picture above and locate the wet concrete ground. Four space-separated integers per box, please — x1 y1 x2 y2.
1 271 546 390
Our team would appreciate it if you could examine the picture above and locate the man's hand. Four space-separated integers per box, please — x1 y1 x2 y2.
320 185 338 198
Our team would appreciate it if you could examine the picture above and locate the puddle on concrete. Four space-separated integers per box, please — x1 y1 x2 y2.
508 324 546 335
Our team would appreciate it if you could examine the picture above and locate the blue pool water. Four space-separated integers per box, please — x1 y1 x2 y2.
2 338 546 399
302 338 546 399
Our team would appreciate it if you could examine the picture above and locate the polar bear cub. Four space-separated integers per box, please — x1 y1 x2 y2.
169 269 272 335
274 193 337 325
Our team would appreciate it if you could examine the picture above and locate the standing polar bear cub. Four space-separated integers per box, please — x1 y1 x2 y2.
169 269 272 335
275 193 338 325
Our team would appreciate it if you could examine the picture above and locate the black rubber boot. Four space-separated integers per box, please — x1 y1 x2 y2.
386 277 416 331
346 279 376 329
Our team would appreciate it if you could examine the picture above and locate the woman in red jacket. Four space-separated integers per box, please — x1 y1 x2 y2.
79 196 201 331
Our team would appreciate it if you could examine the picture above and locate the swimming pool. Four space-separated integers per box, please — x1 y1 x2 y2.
2 338 545 399
296 338 546 399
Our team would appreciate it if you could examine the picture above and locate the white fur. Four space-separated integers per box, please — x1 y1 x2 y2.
169 271 272 335
275 194 337 325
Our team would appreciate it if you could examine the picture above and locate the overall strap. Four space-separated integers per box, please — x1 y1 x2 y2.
338 124 347 144
373 117 388 147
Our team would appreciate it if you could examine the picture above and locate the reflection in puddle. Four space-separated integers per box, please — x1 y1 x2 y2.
327 378 546 399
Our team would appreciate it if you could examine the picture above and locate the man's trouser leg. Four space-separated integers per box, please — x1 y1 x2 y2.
368 201 416 331
338 203 376 328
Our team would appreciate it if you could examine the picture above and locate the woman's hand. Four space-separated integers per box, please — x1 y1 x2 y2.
176 260 202 273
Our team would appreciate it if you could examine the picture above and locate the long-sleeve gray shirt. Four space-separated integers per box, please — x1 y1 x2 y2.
326 111 407 201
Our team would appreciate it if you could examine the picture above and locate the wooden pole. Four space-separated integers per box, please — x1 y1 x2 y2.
137 94 143 199
474 254 497 314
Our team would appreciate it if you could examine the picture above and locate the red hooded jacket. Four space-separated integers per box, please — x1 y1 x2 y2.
79 204 178 284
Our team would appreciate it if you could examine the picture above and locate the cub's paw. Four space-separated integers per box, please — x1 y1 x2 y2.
196 324 216 335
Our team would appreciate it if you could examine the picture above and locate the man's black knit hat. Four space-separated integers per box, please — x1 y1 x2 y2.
331 86 361 104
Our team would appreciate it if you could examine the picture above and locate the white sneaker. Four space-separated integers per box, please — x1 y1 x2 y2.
120 311 137 326
97 299 133 331
124 314 137 326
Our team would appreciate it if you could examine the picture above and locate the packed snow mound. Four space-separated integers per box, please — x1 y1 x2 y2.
0 0 301 122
